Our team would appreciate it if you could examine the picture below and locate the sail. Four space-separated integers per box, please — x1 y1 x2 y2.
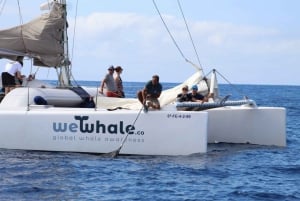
159 71 205 107
0 3 65 67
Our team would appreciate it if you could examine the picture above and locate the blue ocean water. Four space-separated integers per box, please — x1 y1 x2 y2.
0 82 299 201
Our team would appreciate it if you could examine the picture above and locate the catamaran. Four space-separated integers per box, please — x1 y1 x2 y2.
0 0 285 156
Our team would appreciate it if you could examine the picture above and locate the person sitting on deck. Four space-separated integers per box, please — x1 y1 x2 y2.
189 85 208 103
137 74 162 111
177 85 192 102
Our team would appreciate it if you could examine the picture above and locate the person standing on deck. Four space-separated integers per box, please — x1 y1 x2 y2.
114 66 125 98
1 56 25 95
99 65 119 97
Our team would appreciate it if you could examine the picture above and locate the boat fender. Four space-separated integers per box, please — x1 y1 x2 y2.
34 96 48 105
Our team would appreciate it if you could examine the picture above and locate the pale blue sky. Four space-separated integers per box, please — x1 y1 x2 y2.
0 0 299 85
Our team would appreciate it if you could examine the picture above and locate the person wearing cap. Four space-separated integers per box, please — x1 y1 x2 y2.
114 66 125 98
137 74 162 111
177 85 192 102
99 65 118 97
1 56 26 95
189 85 207 103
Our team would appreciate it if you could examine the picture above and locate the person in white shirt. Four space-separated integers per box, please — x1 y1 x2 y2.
1 56 25 95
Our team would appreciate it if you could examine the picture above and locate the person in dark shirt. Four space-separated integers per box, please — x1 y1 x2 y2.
137 75 162 110
177 85 192 102
189 85 207 103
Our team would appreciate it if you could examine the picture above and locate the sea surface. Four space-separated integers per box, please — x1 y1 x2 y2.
0 81 299 201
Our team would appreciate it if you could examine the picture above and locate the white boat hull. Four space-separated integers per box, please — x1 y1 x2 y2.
0 107 208 155
0 86 286 155
207 106 286 146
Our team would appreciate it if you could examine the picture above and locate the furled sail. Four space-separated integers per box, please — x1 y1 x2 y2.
0 3 65 67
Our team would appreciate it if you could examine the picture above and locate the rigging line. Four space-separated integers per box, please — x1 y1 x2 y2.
0 0 6 16
104 105 145 158
215 69 247 98
67 0 80 86
70 72 81 87
185 59 201 71
177 0 203 73
152 0 187 62
70 0 79 68
33 65 40 76
16 0 23 25
16 0 27 56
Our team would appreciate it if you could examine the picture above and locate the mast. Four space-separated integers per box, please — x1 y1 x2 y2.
58 0 71 87
40 0 71 87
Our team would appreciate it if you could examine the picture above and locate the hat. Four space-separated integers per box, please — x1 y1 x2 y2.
192 85 198 90
108 65 114 71
182 85 188 90
115 66 123 72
